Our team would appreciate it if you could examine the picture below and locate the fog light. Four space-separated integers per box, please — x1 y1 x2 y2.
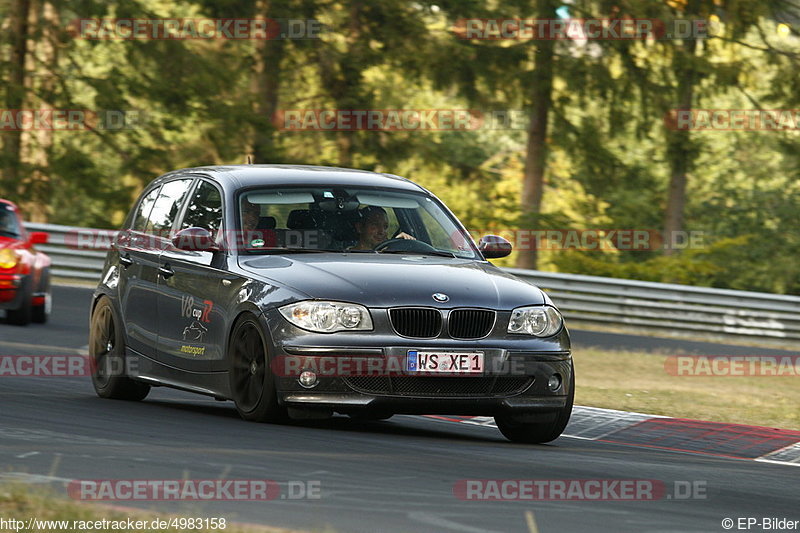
299 370 318 388
547 374 562 391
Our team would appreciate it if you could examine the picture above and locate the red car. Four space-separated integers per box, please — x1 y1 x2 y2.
0 200 51 325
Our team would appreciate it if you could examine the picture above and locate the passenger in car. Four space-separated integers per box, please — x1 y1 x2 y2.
239 200 277 249
241 200 261 231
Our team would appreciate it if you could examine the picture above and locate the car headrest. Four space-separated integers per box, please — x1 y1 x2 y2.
286 210 318 230
321 211 359 241
256 216 276 230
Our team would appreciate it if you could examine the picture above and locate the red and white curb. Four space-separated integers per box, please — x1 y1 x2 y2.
424 406 800 466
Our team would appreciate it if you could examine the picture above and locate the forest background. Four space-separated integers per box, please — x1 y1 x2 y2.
3 0 800 294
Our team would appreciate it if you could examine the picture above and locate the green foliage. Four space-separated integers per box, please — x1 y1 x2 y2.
2 0 800 293
551 237 747 286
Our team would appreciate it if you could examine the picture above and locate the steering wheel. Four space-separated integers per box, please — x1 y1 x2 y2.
374 238 437 253
373 238 406 251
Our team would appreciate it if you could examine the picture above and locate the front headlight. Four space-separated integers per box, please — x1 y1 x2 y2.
279 301 373 333
0 249 18 270
508 306 563 337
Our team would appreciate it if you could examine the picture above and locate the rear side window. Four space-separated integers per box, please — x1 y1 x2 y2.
131 187 161 232
181 181 223 237
145 179 194 235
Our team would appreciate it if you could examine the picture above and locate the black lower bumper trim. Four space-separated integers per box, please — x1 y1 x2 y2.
280 393 567 416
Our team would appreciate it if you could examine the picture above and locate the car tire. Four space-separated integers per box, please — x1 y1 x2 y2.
228 313 287 423
89 296 150 401
32 269 51 324
495 362 575 444
6 283 32 326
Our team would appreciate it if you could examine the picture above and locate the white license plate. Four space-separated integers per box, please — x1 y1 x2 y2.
406 351 484 374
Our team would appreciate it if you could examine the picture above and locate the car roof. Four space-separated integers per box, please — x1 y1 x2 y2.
156 164 428 194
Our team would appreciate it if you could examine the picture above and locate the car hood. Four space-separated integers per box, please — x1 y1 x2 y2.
237 254 545 309
0 236 23 250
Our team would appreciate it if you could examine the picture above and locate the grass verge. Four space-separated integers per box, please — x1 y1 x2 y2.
573 347 800 430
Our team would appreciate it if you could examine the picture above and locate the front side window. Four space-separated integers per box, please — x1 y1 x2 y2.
236 187 479 258
181 181 223 237
131 187 161 232
145 179 194 236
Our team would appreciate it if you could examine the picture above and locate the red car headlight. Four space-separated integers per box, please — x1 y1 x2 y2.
0 249 19 269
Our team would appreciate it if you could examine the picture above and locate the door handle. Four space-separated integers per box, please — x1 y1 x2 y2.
158 264 174 279
119 253 133 268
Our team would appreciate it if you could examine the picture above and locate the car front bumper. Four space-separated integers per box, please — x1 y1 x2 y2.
263 309 573 418
0 274 26 309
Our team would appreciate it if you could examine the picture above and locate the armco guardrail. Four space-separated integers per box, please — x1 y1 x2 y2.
28 223 800 342
505 269 800 342
27 222 111 281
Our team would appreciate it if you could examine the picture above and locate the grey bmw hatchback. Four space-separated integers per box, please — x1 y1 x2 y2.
89 165 573 443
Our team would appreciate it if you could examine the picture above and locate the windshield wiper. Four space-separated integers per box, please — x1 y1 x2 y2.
255 248 341 254
378 249 456 258
0 230 19 238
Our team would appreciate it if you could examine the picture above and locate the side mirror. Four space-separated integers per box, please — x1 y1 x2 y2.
172 227 219 252
29 232 48 245
478 235 512 259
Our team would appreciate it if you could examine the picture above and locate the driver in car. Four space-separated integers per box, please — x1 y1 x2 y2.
350 206 415 250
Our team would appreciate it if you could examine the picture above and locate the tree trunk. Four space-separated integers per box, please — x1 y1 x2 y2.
20 0 58 222
663 26 699 255
336 134 353 168
516 0 557 270
2 0 31 198
326 0 363 168
249 0 284 164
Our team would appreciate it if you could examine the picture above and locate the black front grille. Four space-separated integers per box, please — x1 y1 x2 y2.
448 309 495 339
390 308 442 338
343 376 532 397
492 377 533 394
393 377 495 395
344 376 392 393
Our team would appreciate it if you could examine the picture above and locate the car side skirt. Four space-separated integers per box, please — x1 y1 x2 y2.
126 349 232 401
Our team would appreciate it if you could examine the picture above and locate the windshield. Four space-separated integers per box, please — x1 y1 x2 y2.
235 187 479 259
0 207 20 238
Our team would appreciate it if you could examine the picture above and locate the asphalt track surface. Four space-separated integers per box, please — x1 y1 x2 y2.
0 286 797 533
